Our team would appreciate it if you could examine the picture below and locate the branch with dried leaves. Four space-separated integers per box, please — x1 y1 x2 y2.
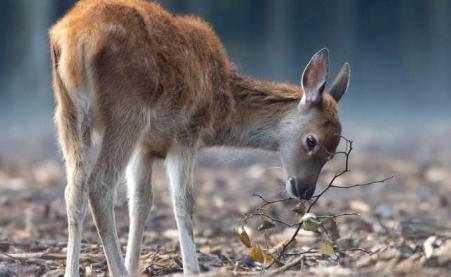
238 136 393 273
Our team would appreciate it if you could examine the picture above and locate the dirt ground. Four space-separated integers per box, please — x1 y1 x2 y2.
0 125 450 276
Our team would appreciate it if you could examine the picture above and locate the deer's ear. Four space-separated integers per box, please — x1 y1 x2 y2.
328 63 350 103
300 48 329 107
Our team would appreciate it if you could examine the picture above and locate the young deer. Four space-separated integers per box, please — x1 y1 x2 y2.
49 0 350 276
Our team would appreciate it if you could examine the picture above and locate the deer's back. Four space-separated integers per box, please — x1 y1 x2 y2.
50 0 235 147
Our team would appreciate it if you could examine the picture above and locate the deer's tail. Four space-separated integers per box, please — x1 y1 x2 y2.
49 29 91 166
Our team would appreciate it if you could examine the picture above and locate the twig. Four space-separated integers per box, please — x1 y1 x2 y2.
329 176 393 189
337 248 374 255
307 137 353 212
250 213 293 227
0 251 105 261
252 194 292 210
277 223 302 259
317 212 360 219
268 255 304 275
0 251 19 262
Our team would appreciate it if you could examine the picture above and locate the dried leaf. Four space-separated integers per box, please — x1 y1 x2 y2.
292 202 306 215
319 240 335 257
249 244 264 263
257 220 275 231
240 230 252 248
322 218 340 241
301 213 321 232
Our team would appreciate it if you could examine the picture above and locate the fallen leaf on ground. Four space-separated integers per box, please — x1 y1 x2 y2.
239 230 251 248
249 244 264 263
257 220 275 231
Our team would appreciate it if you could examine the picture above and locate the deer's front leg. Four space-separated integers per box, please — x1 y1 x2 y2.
165 144 200 274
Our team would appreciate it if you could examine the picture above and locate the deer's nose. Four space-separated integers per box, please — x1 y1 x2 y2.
287 177 315 200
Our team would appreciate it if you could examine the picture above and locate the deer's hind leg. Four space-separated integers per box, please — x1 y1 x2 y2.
53 82 91 277
165 143 200 274
125 144 154 275
87 118 143 277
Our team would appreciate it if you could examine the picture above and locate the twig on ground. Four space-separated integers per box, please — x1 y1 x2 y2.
0 251 19 262
0 251 104 262
337 248 374 255
268 255 305 275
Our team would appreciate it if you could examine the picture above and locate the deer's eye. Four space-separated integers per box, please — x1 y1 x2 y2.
306 135 317 150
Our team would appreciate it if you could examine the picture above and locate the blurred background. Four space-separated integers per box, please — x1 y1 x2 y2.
2 0 451 124
0 1 450 275
1 0 451 160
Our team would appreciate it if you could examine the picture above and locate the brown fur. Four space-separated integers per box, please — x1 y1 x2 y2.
49 1 345 275
50 0 236 153
50 0 340 156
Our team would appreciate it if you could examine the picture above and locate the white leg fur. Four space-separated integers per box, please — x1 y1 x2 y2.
125 149 153 275
165 144 200 274
64 162 88 277
60 92 92 277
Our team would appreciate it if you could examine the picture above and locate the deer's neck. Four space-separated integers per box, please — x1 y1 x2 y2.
206 74 301 151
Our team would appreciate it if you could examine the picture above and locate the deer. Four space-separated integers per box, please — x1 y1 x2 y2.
49 0 350 276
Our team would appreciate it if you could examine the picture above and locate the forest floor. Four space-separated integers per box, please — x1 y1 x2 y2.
0 125 450 276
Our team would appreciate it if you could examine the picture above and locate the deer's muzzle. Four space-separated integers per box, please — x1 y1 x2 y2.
287 177 315 200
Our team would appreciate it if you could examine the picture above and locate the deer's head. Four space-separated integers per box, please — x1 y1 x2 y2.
278 48 350 200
